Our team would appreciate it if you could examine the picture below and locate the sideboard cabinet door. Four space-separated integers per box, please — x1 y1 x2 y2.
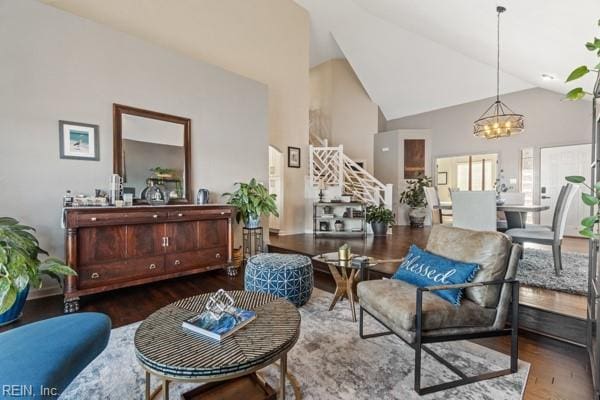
78 226 127 265
126 224 166 258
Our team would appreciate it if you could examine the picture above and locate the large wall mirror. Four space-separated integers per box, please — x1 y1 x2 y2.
113 104 191 203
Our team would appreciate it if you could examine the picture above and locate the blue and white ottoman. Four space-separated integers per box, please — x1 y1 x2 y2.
245 253 314 307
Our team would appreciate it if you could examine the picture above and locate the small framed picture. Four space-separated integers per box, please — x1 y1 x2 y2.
59 120 99 161
288 146 301 168
437 171 448 185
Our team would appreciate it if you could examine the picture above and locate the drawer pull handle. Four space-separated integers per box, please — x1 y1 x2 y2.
91 272 100 279
220 212 225 215
152 214 158 219
149 263 157 270
90 217 97 222
177 213 183 217
174 260 181 266
215 253 221 259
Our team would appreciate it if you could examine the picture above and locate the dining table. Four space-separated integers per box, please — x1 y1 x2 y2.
437 202 550 230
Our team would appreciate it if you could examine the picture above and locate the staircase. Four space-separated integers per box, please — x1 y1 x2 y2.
309 144 392 208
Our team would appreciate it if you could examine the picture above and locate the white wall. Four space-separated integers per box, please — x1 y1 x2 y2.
0 0 268 295
374 129 432 225
384 88 591 194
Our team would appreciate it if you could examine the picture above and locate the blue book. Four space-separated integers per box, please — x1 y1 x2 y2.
182 307 256 340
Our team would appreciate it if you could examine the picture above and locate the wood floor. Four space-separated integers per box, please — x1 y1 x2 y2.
1 263 592 399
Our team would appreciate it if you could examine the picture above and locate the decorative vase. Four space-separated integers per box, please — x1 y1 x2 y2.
245 215 261 229
145 183 168 206
409 207 427 228
338 247 350 261
334 220 344 232
371 222 389 236
0 285 29 326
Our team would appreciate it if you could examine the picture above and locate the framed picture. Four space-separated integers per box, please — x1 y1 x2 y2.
437 171 448 185
288 146 301 168
59 120 99 161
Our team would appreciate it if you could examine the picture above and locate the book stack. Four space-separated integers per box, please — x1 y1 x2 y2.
183 306 256 341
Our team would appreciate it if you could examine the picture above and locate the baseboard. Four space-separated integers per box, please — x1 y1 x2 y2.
27 286 62 300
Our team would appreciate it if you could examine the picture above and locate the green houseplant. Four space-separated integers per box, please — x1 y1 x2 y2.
563 18 600 236
222 178 279 228
0 217 76 324
399 176 432 228
366 204 395 236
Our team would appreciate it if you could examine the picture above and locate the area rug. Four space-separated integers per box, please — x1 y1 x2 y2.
517 248 588 295
62 289 529 399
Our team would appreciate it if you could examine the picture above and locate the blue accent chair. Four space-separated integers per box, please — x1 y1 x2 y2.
0 313 111 400
245 253 314 307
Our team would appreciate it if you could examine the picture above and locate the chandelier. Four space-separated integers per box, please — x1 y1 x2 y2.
473 6 524 139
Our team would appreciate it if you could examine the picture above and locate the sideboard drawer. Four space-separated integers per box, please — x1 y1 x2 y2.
167 209 231 221
166 247 227 272
76 211 167 227
79 256 165 288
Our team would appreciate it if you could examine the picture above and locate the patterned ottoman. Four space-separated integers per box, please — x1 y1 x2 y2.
244 253 314 307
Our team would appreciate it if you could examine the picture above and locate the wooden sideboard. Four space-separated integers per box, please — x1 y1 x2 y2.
63 205 234 312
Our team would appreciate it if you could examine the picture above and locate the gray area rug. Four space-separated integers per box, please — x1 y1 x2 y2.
63 288 529 399
517 248 588 295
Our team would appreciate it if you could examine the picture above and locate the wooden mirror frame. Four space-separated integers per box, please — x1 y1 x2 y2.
113 103 192 203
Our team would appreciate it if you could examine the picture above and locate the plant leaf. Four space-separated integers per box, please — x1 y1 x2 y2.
587 42 597 51
582 215 599 227
0 278 16 314
566 66 590 82
582 193 599 206
565 87 586 101
580 228 595 238
566 175 586 183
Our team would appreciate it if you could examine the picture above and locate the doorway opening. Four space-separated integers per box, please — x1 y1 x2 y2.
435 153 498 202
540 143 590 237
268 145 284 233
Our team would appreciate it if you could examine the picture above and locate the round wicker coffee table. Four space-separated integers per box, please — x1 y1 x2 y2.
134 290 301 400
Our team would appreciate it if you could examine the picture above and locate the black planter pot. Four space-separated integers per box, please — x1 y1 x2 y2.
371 222 388 236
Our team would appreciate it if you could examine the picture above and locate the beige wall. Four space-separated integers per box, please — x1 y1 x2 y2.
43 0 311 234
310 59 378 173
384 88 591 203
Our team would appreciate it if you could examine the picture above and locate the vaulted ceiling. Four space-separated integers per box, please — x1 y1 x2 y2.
296 0 600 119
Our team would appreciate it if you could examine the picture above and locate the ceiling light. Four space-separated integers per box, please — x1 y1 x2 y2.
473 6 525 139
541 73 556 81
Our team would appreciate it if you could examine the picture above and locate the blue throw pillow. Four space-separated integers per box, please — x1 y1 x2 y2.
391 245 479 305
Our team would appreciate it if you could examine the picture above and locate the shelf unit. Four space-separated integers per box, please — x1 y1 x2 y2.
313 202 366 238
589 72 600 400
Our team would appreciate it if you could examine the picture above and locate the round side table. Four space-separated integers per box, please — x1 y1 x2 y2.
134 290 300 400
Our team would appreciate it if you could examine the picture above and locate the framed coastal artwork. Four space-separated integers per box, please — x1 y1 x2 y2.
59 120 99 161
288 146 301 168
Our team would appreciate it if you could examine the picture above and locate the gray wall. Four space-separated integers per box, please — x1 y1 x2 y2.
383 88 591 189
0 0 268 294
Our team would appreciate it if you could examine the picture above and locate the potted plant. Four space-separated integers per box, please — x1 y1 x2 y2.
399 176 432 228
0 217 76 325
366 204 395 236
222 178 279 228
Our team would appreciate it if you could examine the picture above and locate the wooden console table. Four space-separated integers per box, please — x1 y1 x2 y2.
63 205 234 312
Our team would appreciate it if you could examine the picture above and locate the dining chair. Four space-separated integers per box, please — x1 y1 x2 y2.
506 183 577 275
525 184 568 231
452 191 497 231
424 187 450 224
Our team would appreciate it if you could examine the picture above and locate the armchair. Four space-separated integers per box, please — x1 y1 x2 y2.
357 225 521 395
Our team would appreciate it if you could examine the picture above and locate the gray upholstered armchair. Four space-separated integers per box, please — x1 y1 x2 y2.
357 225 521 395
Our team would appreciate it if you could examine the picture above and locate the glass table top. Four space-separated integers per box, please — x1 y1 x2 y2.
312 252 378 269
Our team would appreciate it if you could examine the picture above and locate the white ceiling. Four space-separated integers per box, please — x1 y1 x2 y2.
296 0 600 120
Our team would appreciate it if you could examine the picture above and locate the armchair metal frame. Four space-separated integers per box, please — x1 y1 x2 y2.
359 279 519 395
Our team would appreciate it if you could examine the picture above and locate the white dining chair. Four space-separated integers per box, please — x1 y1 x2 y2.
451 191 497 231
424 187 450 224
500 192 525 205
